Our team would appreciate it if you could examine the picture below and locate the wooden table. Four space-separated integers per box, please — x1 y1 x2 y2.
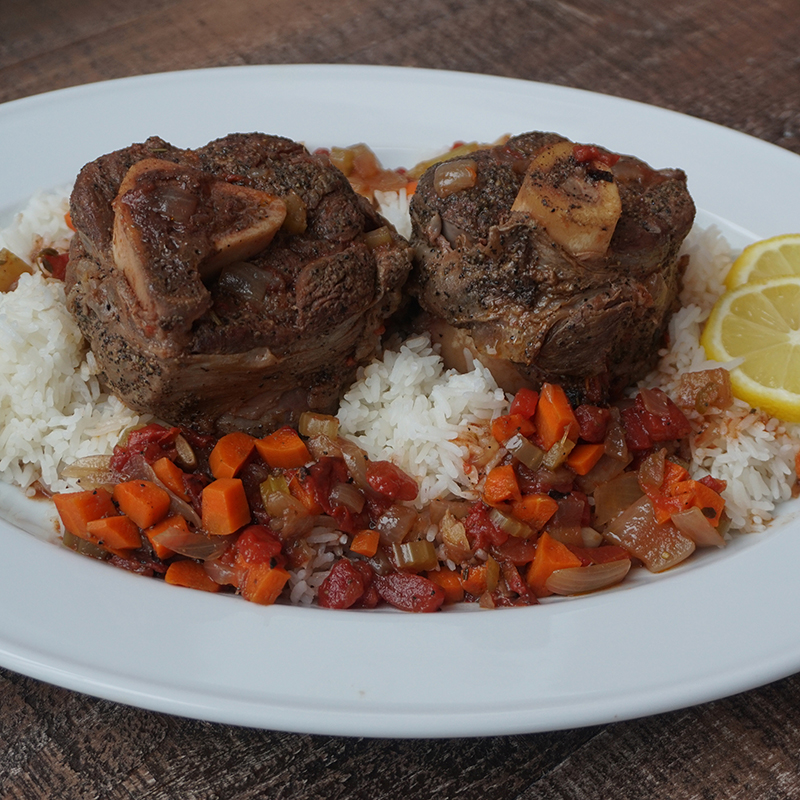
2 1 800 797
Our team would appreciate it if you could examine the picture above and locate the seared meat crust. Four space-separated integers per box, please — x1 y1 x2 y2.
67 134 411 435
410 132 695 402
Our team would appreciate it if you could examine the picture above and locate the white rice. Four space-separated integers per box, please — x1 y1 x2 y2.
337 333 508 505
640 225 800 532
0 191 150 495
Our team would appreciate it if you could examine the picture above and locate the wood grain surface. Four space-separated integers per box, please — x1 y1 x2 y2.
2 0 800 798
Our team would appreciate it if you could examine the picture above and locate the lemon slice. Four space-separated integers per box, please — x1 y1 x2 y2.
701 276 800 421
725 233 800 289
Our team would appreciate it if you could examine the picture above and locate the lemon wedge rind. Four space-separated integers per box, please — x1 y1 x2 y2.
724 233 800 289
700 275 800 423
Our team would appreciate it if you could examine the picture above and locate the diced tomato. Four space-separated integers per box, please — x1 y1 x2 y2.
574 404 611 443
699 475 727 494
374 572 445 613
463 501 508 550
308 457 371 531
351 560 380 609
623 391 692 451
318 559 366 609
366 460 418 502
40 251 69 281
110 423 181 472
235 525 283 565
572 144 620 167
492 536 538 565
509 388 539 419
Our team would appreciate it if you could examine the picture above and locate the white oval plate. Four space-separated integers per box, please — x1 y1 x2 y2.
1 65 799 738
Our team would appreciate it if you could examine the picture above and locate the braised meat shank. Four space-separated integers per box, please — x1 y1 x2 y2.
66 133 411 435
409 132 696 402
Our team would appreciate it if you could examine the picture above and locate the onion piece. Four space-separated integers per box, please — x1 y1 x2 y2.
306 434 342 461
433 159 477 198
142 461 203 529
505 433 545 470
298 412 339 439
337 437 369 491
671 506 727 547
439 510 472 562
363 226 393 251
330 481 365 514
580 526 604 548
151 527 230 561
60 455 115 489
640 386 672 417
605 496 695 573
488 507 535 539
638 448 665 489
603 410 629 461
174 434 197 470
203 557 239 586
593 471 643 527
545 559 631 595
374 504 418 545
263 491 313 539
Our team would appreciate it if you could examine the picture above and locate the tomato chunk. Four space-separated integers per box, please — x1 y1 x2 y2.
366 460 419 502
374 572 445 613
318 559 366 609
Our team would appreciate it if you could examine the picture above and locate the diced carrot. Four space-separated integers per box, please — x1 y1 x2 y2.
566 443 606 476
255 426 311 469
662 459 691 493
209 432 257 479
510 493 558 529
405 179 418 197
165 560 221 593
64 211 75 231
483 464 522 505
795 450 800 481
460 563 488 596
240 563 291 605
534 383 580 451
526 530 583 597
113 480 171 529
673 479 726 527
201 478 251 535
426 568 465 604
145 514 191 560
85 515 143 552
509 387 539 419
152 456 190 501
349 529 380 558
53 488 116 537
288 472 323 514
491 413 536 444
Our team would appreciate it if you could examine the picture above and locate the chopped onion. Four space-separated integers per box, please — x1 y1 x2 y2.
337 437 369 490
374 504 418 544
142 461 203 528
505 433 545 470
263 491 313 539
329 481 365 514
298 412 339 439
488 507 534 539
392 540 438 572
363 226 393 251
62 530 110 560
580 526 604 547
484 554 501 592
203 557 239 586
174 434 197 470
671 506 727 547
60 455 115 489
433 159 477 198
545 559 631 595
306 434 342 461
282 192 307 234
640 386 672 417
439 510 472 562
637 448 666 489
151 527 230 560
593 471 643 527
605 496 695 573
603 411 629 461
